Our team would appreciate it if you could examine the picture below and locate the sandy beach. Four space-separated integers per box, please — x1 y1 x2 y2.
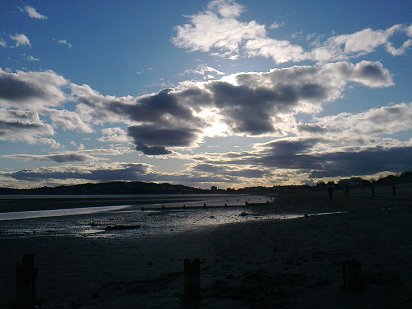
1 190 412 308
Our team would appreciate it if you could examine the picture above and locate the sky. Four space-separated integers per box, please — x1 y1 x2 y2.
0 0 412 189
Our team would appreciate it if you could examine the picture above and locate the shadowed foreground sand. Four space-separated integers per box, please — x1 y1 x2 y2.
1 191 412 308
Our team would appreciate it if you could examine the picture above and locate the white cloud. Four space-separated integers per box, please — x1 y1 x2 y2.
172 0 266 59
0 39 6 48
26 55 40 62
245 37 306 63
10 34 31 47
55 39 72 48
385 39 412 56
173 1 412 63
302 102 412 140
269 22 284 30
44 109 94 133
21 5 48 20
98 127 130 143
182 64 225 80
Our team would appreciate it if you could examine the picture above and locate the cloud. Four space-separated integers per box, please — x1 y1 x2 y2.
0 39 6 48
299 102 412 140
2 153 97 163
70 60 393 154
192 163 266 178
7 162 153 182
98 127 130 143
186 61 392 135
44 109 93 133
0 109 54 144
72 85 205 154
55 39 72 48
10 34 31 47
128 125 200 155
21 5 48 20
349 61 394 88
0 58 392 154
25 55 40 62
310 146 412 178
385 39 412 56
269 21 284 30
172 0 266 59
210 137 412 180
0 69 68 109
182 64 225 80
173 1 412 63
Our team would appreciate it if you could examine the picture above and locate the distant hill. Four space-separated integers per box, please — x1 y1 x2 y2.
0 181 207 195
0 172 411 195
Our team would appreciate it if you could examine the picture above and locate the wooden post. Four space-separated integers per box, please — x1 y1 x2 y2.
184 258 200 302
15 253 37 309
392 184 396 196
342 259 362 290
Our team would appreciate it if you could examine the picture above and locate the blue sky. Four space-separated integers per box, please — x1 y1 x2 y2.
0 0 412 188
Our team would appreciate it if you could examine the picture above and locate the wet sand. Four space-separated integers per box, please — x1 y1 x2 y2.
1 190 412 308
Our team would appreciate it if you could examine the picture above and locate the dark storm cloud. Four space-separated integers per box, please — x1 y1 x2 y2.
222 138 412 179
108 89 200 126
3 153 96 163
207 81 329 135
310 146 412 177
43 153 95 163
207 82 281 134
134 143 171 155
0 76 45 101
0 69 67 108
128 124 199 154
254 139 322 169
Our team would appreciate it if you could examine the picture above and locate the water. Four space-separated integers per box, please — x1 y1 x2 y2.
0 194 343 239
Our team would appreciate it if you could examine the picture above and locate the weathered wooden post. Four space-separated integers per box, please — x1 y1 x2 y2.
342 259 362 290
392 184 396 196
184 258 200 302
15 253 37 309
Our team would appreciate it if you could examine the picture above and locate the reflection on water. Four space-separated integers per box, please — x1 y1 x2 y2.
0 205 131 221
0 194 344 239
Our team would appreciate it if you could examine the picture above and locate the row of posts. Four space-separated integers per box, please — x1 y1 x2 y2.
328 183 398 200
13 254 362 306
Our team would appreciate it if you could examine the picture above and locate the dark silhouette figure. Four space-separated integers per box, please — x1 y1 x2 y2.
328 186 334 200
